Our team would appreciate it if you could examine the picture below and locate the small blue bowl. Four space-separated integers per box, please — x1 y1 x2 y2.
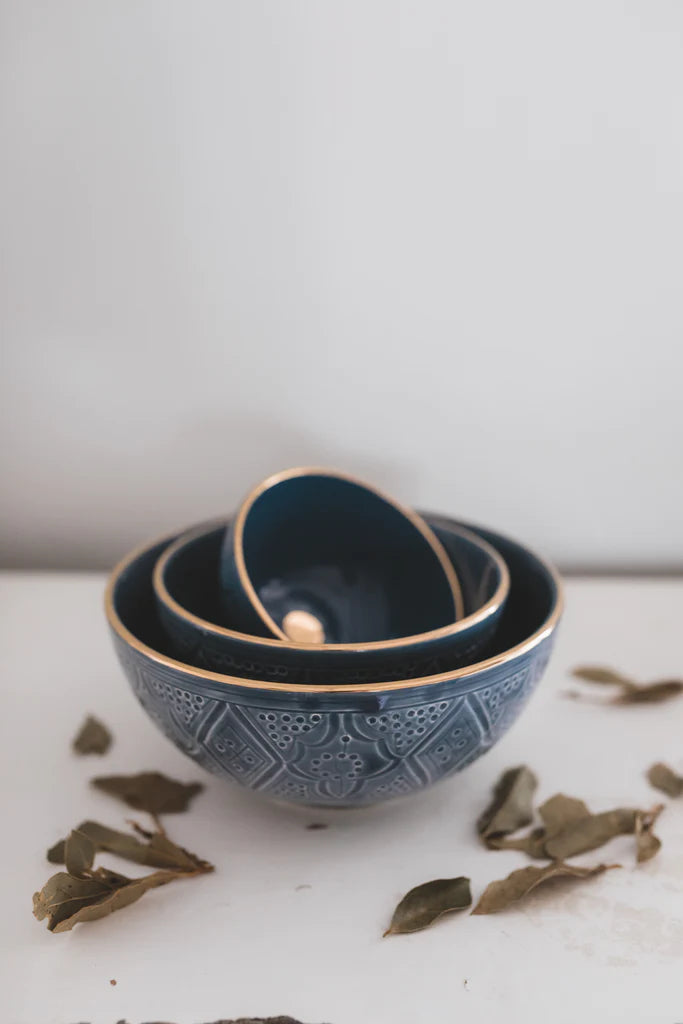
219 468 464 643
106 515 562 808
154 518 509 684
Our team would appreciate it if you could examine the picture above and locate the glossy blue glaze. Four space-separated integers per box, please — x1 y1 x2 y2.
155 520 509 684
107 516 561 808
219 470 460 642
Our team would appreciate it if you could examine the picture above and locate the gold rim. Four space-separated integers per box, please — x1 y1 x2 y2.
154 515 510 652
107 521 563 695
230 466 465 638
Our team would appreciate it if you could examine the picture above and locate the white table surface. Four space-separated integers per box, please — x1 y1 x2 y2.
1 572 682 1024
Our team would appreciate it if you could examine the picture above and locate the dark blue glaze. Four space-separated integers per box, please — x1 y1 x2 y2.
220 472 459 641
157 521 508 683
107 516 561 808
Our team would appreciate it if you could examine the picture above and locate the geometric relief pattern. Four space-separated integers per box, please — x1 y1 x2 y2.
115 635 553 808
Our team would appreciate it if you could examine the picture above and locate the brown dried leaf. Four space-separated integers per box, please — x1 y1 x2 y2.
72 715 112 755
199 1019 322 1024
383 877 472 936
472 861 618 915
614 680 683 704
64 829 96 877
635 805 664 863
91 772 203 815
487 828 548 858
46 838 66 864
33 867 177 932
46 820 212 873
477 766 537 846
572 666 637 687
544 808 637 859
571 666 683 705
538 794 591 833
647 762 683 798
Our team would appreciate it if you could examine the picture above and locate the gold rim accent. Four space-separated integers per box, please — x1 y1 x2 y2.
153 516 510 652
230 466 465 638
107 521 563 695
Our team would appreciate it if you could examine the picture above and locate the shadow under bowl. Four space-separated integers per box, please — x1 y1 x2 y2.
154 519 510 684
106 515 562 809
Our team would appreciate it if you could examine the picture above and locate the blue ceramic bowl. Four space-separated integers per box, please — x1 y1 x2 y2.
154 519 510 684
219 468 464 643
106 515 562 808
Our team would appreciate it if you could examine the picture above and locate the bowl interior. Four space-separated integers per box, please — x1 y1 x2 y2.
115 517 556 686
166 521 502 635
228 473 460 643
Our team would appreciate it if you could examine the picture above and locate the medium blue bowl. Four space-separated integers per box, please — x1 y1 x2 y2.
106 515 562 808
219 468 464 642
154 519 509 684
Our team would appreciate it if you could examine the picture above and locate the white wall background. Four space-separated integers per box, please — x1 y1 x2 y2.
2 1 682 571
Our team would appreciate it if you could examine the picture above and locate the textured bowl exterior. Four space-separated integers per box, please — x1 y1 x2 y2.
108 517 560 808
111 627 554 807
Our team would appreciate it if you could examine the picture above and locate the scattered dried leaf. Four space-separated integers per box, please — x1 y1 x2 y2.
47 820 211 873
635 805 664 863
647 762 683 798
477 766 537 846
33 867 180 932
538 794 591 833
471 861 618 915
487 828 548 858
572 666 636 687
91 772 203 815
571 666 683 705
544 807 638 860
384 877 472 936
64 830 96 877
199 1018 323 1024
73 715 112 755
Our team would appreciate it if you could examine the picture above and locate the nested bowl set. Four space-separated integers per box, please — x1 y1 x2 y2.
106 468 563 808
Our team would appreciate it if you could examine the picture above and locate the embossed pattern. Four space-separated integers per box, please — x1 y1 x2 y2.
113 632 553 807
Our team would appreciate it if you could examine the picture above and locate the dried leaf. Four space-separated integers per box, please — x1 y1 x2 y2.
487 828 548 858
91 772 203 815
46 838 66 864
544 808 638 860
571 666 683 705
72 715 112 755
635 805 664 863
477 766 537 846
647 762 683 798
64 830 96 877
33 867 177 932
538 794 591 833
46 820 211 873
472 861 618 915
572 666 636 687
384 877 472 936
614 680 683 704
199 1019 321 1024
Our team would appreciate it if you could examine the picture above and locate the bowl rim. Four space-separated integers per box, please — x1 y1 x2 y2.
227 467 466 638
106 517 563 695
155 512 510 652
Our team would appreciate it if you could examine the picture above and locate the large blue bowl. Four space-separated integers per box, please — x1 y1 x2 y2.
106 515 562 808
153 518 509 684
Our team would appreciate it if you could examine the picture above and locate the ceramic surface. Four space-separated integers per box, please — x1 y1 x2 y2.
155 520 509 683
219 468 463 642
107 516 562 808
